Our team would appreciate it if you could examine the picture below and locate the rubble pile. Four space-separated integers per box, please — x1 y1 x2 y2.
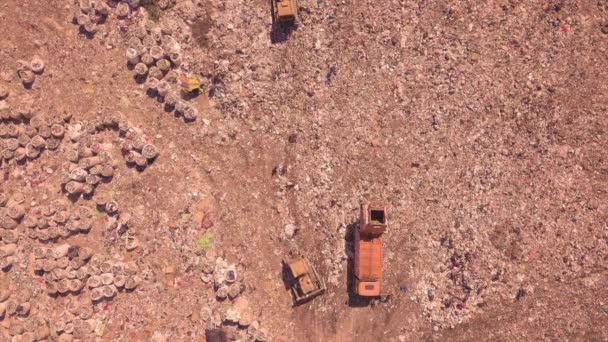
121 129 159 171
125 18 200 123
208 257 243 301
22 201 94 242
15 57 45 87
69 0 201 124
0 240 17 271
60 136 117 199
50 299 99 341
246 321 269 342
85 256 141 302
195 255 267 341
24 241 141 342
219 296 268 341
100 206 140 251
0 103 67 165
72 0 200 122
1 280 48 341
60 114 159 199
34 244 92 297
0 242 17 271
32 244 141 341
71 0 112 38
414 239 492 329
1 298 31 319
5 319 50 342
0 193 26 270
33 243 141 299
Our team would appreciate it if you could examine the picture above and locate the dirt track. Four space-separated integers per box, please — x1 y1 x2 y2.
0 0 607 341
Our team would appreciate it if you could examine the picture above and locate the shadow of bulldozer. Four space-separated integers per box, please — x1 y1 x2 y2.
271 22 298 44
205 328 227 342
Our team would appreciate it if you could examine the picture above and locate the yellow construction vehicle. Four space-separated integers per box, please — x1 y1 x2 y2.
284 256 325 305
274 0 297 23
180 74 202 95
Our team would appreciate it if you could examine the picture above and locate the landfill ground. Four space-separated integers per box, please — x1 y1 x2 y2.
1 0 608 341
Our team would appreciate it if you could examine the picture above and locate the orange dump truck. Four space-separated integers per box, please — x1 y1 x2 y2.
354 203 387 297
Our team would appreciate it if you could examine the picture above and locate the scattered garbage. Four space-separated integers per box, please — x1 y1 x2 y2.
283 224 297 239
195 232 214 250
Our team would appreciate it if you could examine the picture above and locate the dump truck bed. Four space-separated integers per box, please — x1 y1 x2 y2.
354 232 383 280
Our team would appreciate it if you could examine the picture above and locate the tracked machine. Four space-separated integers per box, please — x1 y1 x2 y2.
284 256 325 305
273 0 297 23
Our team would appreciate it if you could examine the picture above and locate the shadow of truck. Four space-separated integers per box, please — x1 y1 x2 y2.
345 222 372 307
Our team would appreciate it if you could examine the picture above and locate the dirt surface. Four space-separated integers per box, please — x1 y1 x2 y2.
1 0 608 341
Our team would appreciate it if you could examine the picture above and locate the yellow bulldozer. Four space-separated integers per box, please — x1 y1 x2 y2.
284 256 325 305
274 0 297 23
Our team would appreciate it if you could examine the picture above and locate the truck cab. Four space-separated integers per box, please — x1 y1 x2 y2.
354 203 386 297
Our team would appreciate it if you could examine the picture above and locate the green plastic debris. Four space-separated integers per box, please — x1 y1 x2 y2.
195 232 214 250
95 320 106 337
